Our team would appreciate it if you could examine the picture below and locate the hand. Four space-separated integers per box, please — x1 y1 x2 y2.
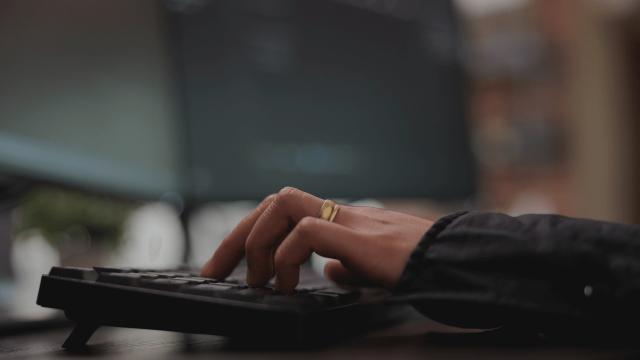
201 187 433 293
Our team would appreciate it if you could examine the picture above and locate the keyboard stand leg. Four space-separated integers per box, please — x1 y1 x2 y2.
62 323 99 350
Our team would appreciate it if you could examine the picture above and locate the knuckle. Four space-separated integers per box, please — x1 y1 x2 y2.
277 186 299 204
262 193 278 205
278 186 298 196
261 199 278 217
295 216 318 236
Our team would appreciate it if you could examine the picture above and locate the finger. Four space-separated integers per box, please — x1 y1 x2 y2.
323 260 372 286
245 187 325 286
273 217 361 293
201 194 276 279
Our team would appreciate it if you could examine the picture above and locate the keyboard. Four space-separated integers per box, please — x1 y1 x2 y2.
36 265 396 349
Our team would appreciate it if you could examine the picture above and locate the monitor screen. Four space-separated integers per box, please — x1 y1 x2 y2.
175 0 476 201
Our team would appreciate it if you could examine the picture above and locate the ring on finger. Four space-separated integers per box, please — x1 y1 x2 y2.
319 199 340 223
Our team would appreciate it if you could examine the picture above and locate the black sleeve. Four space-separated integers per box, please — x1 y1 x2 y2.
394 211 640 335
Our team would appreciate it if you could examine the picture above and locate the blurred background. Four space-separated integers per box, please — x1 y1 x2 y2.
0 0 639 324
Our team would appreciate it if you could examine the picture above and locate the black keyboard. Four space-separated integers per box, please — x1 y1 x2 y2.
37 266 396 349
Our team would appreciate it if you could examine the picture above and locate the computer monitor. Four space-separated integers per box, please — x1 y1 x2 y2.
175 0 476 202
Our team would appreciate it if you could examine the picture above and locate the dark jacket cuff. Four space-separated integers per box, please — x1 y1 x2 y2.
394 211 468 293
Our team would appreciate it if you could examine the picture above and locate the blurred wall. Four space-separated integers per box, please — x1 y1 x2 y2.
567 0 640 223
458 0 640 223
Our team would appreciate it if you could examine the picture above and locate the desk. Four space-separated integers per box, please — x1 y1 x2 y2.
1 312 638 360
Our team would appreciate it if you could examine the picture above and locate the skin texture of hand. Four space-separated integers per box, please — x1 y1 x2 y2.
201 187 434 293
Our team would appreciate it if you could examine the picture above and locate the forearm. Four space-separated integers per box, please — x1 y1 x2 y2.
394 212 640 332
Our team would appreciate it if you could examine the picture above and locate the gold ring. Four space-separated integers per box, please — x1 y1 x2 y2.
329 204 339 222
319 199 339 222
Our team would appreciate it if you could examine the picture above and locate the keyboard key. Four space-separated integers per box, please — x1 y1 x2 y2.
155 272 195 278
185 283 235 297
97 273 142 286
139 278 191 291
228 287 273 299
296 286 327 292
223 275 246 284
138 273 161 279
262 294 321 308
311 287 360 305
94 266 134 274
172 277 214 284
49 267 98 281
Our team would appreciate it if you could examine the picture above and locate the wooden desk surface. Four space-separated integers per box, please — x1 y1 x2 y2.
1 315 638 360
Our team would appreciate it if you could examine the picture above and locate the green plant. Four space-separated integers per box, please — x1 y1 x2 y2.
14 187 133 249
